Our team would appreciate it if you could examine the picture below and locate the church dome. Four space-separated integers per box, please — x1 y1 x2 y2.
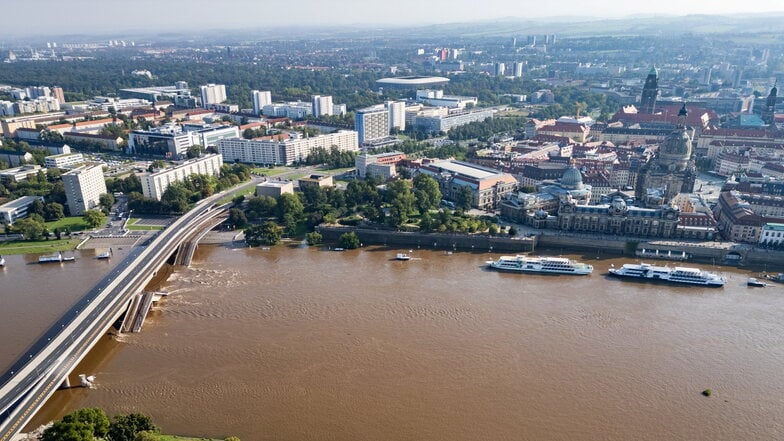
658 127 692 171
560 165 584 190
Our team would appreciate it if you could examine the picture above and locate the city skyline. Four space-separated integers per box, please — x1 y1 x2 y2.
3 0 784 37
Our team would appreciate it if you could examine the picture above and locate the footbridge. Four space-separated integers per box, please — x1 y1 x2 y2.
0 187 243 440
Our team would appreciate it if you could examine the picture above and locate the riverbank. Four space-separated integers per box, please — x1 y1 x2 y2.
312 225 784 269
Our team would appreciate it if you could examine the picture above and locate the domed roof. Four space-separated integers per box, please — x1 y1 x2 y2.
560 165 584 190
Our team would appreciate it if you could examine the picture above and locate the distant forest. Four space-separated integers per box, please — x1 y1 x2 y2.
0 57 620 119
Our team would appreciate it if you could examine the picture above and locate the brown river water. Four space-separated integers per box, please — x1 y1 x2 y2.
2 244 784 440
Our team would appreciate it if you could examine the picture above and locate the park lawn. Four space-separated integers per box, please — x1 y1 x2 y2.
46 216 90 232
251 167 288 177
316 166 356 175
0 238 81 255
126 219 165 231
217 186 256 205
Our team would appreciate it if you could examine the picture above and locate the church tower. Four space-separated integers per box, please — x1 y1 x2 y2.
762 81 777 126
640 66 659 114
635 104 696 204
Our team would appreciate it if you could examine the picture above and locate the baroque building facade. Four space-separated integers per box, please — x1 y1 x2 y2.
635 104 697 204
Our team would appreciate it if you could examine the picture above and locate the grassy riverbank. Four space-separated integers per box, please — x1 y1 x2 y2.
0 238 81 255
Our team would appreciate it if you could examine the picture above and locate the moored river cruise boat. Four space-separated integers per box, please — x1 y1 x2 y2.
608 262 725 287
486 255 593 275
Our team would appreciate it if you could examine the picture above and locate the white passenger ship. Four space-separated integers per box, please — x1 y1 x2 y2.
486 255 593 275
608 262 725 287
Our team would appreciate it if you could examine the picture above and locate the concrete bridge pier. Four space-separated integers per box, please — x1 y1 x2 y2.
59 377 70 390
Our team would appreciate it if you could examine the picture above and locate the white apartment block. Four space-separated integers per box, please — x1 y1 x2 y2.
252 90 272 115
355 105 390 144
312 95 334 117
140 154 224 200
385 100 406 131
218 130 359 166
200 84 227 108
62 164 108 216
44 153 84 169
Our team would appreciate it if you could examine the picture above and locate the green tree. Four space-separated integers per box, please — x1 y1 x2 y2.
134 431 159 441
186 144 205 159
224 437 241 441
148 160 166 172
83 209 107 229
41 421 93 441
508 226 518 236
161 182 192 213
305 231 323 245
62 408 110 438
13 217 47 240
30 198 45 217
385 180 416 227
277 193 304 222
454 186 474 211
412 174 442 213
107 413 159 441
339 231 360 249
44 202 65 221
99 193 116 212
227 208 248 228
245 195 277 219
245 221 282 246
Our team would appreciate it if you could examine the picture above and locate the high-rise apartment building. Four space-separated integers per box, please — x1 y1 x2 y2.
51 86 65 104
513 62 524 78
62 164 107 216
385 100 406 132
355 105 390 145
199 84 227 108
252 90 272 115
311 95 334 117
494 62 506 77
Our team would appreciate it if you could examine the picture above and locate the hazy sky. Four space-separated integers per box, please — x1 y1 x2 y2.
6 0 784 36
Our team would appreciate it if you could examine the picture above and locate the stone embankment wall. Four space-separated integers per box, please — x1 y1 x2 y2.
295 226 784 269
317 226 536 253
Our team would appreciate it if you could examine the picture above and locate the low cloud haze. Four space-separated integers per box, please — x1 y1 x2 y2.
4 0 784 36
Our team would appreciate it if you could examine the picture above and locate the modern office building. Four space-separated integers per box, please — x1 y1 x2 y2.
355 105 390 145
44 153 84 169
62 164 107 216
200 84 227 108
119 83 192 102
184 124 240 149
0 165 45 183
311 95 333 117
218 130 359 166
0 196 44 225
139 154 224 201
252 90 272 115
127 125 196 158
412 108 494 133
261 101 313 119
